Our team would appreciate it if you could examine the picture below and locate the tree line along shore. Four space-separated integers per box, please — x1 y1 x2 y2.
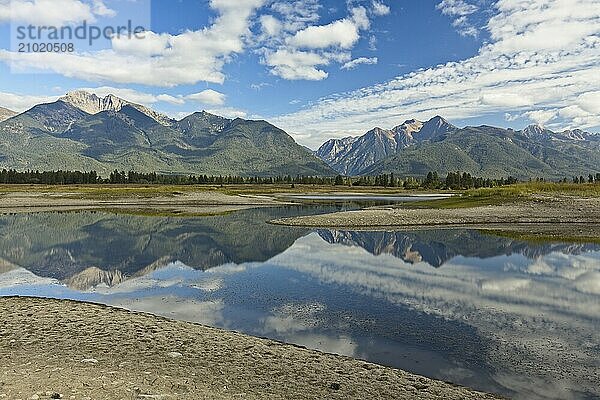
2 168 599 189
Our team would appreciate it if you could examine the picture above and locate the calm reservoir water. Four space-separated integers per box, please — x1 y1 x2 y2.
0 206 598 400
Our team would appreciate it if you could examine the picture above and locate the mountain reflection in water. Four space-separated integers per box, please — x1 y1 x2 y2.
0 208 598 400
317 229 600 267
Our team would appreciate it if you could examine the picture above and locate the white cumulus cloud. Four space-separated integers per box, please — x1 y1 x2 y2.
287 19 362 49
437 0 478 16
185 89 227 106
263 6 373 80
0 0 391 85
436 0 479 37
0 0 114 25
0 90 57 111
265 48 330 81
0 0 266 87
371 1 390 16
341 57 378 70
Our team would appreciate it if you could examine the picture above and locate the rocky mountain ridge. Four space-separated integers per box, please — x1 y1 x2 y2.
61 91 174 126
0 92 334 176
316 116 459 175
316 117 600 178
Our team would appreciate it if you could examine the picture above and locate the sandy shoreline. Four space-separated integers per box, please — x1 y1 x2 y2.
0 189 287 215
0 297 502 400
271 196 600 239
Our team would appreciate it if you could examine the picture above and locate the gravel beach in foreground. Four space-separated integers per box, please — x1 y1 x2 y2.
0 297 502 400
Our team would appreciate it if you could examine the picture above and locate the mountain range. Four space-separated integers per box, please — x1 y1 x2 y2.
2 92 599 178
0 91 333 176
317 116 600 178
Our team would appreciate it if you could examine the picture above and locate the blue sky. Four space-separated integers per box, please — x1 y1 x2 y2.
0 0 599 148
